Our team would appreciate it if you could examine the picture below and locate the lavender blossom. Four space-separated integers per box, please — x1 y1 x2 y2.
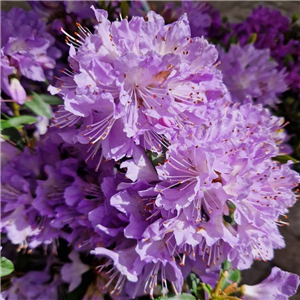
1 265 62 300
241 267 299 300
89 102 299 297
175 1 222 39
228 6 289 50
28 1 97 20
1 8 60 103
223 5 300 93
130 1 222 40
27 1 99 73
1 127 124 251
218 44 288 107
49 7 230 161
61 251 90 291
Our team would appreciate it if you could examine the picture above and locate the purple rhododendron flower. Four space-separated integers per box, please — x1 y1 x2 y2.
90 101 299 296
241 267 300 300
1 258 62 300
153 101 299 269
176 1 222 39
130 1 222 40
1 8 60 103
1 3 300 299
1 127 124 251
228 6 289 50
27 1 100 77
61 251 90 291
49 6 230 161
218 44 288 107
28 1 97 20
223 5 300 94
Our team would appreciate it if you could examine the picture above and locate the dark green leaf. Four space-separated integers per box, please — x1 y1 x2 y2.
1 257 14 277
5 115 37 128
1 119 12 130
187 272 200 296
291 13 298 24
247 33 257 44
120 1 130 17
272 155 299 164
200 283 212 294
221 260 241 290
1 127 24 150
146 150 166 168
284 53 295 65
186 273 211 300
39 94 63 105
228 35 238 45
98 1 106 9
222 260 231 271
24 92 52 119
1 113 10 120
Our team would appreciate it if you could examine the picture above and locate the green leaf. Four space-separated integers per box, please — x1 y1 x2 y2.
247 33 257 44
200 283 212 295
291 13 298 24
98 1 106 9
1 119 12 130
24 92 52 119
221 260 241 290
187 272 200 296
146 150 166 168
222 260 231 271
1 257 14 277
272 155 299 164
186 272 212 300
39 94 63 105
1 127 24 150
120 1 129 17
4 115 37 128
228 35 238 45
283 53 295 65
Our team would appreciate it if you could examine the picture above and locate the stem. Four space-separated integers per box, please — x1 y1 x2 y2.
0 134 17 146
12 102 20 116
213 296 242 300
212 271 228 297
223 283 240 295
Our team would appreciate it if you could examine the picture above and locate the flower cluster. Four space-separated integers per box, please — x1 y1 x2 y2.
151 1 221 39
1 3 300 300
218 44 287 107
223 5 300 94
1 8 60 104
49 7 229 163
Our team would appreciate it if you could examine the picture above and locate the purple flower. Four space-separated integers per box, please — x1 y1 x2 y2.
222 5 300 93
61 251 90 291
49 7 230 161
89 101 299 297
1 127 123 251
1 149 42 246
176 1 222 39
28 1 96 19
152 102 299 269
1 8 60 103
27 1 101 80
218 44 287 107
230 6 289 50
241 267 300 300
1 266 62 300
